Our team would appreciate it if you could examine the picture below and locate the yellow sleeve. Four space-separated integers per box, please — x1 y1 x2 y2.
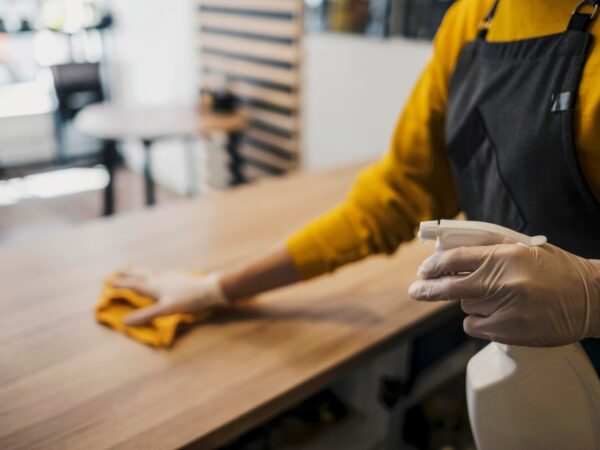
287 0 492 280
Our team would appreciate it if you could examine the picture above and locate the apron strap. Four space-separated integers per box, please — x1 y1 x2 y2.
568 0 599 31
477 0 501 39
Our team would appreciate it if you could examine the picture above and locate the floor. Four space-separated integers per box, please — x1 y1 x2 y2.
0 168 181 244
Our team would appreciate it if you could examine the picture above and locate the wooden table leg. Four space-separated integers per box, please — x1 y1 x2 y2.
102 140 117 216
226 131 245 186
142 139 156 206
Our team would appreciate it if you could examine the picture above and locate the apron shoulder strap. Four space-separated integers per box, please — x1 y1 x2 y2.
477 0 501 39
568 0 599 32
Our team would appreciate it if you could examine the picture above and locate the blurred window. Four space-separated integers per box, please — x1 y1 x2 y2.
304 0 456 39
400 0 455 39
305 0 391 37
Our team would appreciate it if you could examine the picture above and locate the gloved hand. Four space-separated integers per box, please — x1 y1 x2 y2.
409 243 600 346
112 268 230 326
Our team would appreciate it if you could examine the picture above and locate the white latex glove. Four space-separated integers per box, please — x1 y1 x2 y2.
112 267 230 326
409 243 600 346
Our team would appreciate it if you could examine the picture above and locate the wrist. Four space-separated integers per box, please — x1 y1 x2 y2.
219 268 245 303
205 272 231 306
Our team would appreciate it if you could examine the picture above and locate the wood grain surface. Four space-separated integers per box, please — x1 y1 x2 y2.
0 163 453 449
198 0 303 179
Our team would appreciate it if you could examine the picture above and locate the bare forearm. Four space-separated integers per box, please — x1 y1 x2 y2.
219 243 300 302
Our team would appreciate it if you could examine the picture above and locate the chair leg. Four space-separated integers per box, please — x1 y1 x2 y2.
53 111 68 165
142 139 156 206
102 140 117 216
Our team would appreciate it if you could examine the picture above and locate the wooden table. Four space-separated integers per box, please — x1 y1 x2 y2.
0 163 454 450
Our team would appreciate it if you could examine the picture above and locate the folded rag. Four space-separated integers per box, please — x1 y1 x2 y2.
95 276 201 348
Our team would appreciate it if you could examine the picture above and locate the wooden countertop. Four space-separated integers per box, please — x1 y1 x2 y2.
0 163 452 449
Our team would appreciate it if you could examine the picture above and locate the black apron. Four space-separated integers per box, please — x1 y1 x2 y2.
445 0 600 369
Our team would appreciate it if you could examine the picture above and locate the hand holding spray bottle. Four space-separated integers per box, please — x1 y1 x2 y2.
417 220 600 449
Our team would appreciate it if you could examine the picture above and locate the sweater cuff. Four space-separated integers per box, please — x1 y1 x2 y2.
286 230 331 281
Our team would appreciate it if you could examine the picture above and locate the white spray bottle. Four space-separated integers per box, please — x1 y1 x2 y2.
419 220 600 450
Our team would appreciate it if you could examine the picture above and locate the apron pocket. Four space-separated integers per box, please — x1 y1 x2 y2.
448 110 526 231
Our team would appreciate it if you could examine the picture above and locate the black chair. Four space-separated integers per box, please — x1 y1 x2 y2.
51 63 104 117
50 62 119 215
51 62 105 163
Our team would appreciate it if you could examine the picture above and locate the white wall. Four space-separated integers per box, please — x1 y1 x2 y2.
108 0 202 194
108 0 197 105
302 33 432 169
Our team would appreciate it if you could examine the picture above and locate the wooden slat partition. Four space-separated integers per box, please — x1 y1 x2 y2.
203 74 297 109
198 0 303 184
200 13 301 39
239 143 297 174
241 106 298 133
201 35 299 64
245 128 298 153
199 0 302 13
202 54 298 87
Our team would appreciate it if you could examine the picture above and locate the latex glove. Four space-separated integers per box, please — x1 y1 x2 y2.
409 243 600 346
112 267 230 326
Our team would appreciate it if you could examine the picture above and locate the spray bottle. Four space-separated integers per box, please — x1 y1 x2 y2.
419 219 600 449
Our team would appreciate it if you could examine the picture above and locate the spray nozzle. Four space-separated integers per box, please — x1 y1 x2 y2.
418 220 547 251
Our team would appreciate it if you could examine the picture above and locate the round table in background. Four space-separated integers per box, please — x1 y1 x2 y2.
75 103 247 212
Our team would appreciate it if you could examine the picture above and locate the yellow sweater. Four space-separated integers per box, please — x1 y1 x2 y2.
287 0 600 279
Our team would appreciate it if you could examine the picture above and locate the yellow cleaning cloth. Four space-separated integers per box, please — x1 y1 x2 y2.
95 277 200 348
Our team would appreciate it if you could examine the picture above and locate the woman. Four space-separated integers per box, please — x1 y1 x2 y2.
115 0 600 353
